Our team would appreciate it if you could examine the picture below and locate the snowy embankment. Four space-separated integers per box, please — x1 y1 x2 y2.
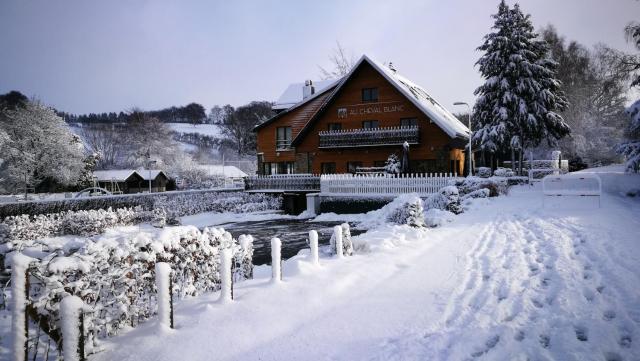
92 172 640 361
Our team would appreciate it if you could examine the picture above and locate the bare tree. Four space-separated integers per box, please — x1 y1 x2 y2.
318 41 356 79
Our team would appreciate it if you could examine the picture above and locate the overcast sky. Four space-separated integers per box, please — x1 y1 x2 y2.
1 0 638 114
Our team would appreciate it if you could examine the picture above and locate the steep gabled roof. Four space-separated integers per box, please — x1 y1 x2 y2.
291 55 470 145
254 78 341 131
138 169 169 181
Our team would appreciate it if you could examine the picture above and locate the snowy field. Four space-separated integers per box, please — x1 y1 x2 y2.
89 170 640 361
167 123 222 138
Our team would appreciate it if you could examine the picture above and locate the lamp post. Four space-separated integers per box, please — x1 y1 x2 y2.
453 102 472 176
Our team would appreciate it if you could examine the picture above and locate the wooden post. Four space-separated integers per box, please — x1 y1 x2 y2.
78 311 85 361
11 254 31 361
271 238 282 282
60 295 84 361
169 278 174 329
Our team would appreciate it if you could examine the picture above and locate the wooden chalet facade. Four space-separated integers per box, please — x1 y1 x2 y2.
255 55 470 175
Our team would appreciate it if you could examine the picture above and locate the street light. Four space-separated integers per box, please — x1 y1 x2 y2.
453 102 472 177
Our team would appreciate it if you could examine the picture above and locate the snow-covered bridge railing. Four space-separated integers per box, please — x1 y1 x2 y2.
320 173 460 197
318 125 419 148
542 173 602 207
245 175 321 192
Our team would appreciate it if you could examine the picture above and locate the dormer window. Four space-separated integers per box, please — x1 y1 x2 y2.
362 87 378 102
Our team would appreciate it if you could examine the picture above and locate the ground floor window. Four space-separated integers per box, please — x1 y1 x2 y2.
347 161 363 173
263 162 294 175
409 159 451 174
321 162 336 174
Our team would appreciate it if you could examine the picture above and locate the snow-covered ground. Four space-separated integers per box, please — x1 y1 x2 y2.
167 123 222 138
90 171 640 361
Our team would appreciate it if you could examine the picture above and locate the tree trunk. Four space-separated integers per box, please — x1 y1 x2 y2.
24 172 28 200
510 148 515 171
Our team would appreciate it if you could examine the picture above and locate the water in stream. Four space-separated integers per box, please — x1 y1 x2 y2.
213 218 365 265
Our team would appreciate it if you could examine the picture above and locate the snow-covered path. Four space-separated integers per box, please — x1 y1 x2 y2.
92 184 640 361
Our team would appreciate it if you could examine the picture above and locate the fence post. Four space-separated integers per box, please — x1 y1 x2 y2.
309 230 319 265
219 248 233 302
155 262 173 328
60 295 84 361
271 238 282 282
11 254 32 361
333 225 343 258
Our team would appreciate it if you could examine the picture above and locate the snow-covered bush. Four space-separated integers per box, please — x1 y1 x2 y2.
455 177 508 197
461 188 490 200
329 223 354 256
477 167 492 178
11 225 254 356
493 167 514 177
387 197 426 228
424 186 463 214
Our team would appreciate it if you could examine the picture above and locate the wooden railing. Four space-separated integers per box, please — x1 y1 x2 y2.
320 173 460 197
318 126 419 148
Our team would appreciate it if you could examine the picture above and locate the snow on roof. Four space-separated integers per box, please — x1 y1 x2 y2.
198 165 248 178
93 170 139 182
273 79 339 110
138 169 169 181
363 56 470 139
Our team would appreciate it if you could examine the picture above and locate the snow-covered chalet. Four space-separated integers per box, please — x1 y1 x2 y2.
254 55 470 175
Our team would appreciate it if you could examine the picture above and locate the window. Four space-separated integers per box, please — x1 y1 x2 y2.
361 87 378 102
321 162 336 174
328 123 342 131
373 160 386 167
276 127 292 150
277 162 295 174
401 118 418 127
362 120 379 129
347 161 363 174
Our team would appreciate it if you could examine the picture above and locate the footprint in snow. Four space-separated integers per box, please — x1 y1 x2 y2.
596 285 606 294
583 288 595 302
532 298 544 308
619 333 632 348
539 334 550 348
574 326 588 342
603 310 616 321
514 330 525 341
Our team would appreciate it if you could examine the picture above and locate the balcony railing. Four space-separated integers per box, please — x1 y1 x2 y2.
276 139 292 151
318 125 419 148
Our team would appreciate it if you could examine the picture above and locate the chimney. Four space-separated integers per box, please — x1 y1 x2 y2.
302 80 315 100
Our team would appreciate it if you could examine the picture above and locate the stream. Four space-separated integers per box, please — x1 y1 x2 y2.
211 218 365 265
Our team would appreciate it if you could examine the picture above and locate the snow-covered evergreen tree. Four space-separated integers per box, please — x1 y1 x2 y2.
473 1 569 171
616 22 640 172
384 154 401 174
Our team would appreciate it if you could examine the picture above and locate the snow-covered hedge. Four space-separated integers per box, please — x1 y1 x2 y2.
454 177 509 197
477 167 492 178
0 192 280 246
0 207 162 248
493 167 514 177
7 226 253 356
0 189 281 219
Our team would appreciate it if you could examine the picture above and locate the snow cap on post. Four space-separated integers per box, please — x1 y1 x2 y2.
271 237 282 282
155 262 172 328
219 248 233 302
11 253 33 361
309 230 319 265
333 225 344 258
60 295 84 361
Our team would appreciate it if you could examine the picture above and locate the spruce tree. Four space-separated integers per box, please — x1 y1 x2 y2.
473 1 569 173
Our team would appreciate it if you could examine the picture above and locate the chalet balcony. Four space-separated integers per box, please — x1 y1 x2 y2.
318 125 419 149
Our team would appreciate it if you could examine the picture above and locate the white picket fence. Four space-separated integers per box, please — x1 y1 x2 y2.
320 173 460 197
